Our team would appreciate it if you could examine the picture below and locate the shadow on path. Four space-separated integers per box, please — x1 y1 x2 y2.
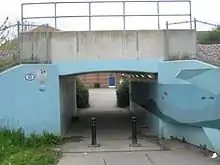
66 88 137 140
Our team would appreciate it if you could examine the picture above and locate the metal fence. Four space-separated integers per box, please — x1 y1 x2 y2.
167 18 220 64
1 1 220 71
0 21 50 72
21 0 192 30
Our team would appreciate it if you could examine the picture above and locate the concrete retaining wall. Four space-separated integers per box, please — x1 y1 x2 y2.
197 44 220 65
20 30 196 62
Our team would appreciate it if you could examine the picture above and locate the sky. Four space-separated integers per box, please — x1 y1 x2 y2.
0 0 219 31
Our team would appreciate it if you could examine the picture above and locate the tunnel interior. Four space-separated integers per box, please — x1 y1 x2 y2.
59 71 158 141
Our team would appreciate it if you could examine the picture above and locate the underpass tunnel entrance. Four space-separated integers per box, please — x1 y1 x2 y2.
129 73 159 135
59 71 158 143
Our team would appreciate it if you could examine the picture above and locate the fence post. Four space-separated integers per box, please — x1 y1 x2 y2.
164 21 169 60
45 24 50 63
17 21 21 64
194 18 198 59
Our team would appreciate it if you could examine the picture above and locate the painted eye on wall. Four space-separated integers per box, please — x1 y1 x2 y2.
36 69 48 84
201 96 206 100
25 73 35 81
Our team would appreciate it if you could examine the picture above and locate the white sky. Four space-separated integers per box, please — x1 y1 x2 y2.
0 0 219 31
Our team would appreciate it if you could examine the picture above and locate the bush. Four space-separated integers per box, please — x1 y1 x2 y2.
199 29 220 44
76 78 89 108
116 78 130 108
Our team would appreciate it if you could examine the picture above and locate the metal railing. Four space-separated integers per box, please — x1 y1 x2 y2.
21 0 192 30
2 1 220 71
166 18 220 65
0 21 51 72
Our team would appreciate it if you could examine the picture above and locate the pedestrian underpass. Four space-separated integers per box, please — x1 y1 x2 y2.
59 71 157 136
61 87 163 153
1 58 220 154
1 0 220 155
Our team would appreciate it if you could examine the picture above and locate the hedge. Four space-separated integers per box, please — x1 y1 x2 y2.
116 78 130 108
76 78 89 108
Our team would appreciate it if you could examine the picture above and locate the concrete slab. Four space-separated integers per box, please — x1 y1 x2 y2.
58 153 104 165
146 151 219 165
58 151 220 165
102 152 152 165
61 139 161 153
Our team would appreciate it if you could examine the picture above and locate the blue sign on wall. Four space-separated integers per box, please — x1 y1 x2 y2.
25 73 35 81
108 75 116 86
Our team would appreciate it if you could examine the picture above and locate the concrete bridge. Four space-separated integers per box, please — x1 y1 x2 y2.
21 30 196 61
1 0 220 155
1 28 220 154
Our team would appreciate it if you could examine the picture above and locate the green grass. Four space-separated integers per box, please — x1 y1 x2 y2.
0 128 62 165
0 59 16 68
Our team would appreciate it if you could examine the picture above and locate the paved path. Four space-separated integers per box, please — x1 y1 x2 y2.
58 89 219 165
59 150 219 165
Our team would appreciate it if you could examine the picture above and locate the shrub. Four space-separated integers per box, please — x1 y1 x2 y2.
116 78 130 108
76 78 89 108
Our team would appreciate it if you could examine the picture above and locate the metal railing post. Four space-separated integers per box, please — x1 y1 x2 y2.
123 1 126 31
17 21 21 63
46 24 50 63
164 21 169 60
194 18 198 59
88 2 91 31
157 1 160 30
189 1 192 29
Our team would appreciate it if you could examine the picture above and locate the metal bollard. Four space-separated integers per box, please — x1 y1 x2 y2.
132 116 137 144
130 116 140 147
89 117 100 147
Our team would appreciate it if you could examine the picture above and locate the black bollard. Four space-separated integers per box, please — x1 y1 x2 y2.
132 116 137 144
130 116 140 147
90 117 100 147
91 117 97 145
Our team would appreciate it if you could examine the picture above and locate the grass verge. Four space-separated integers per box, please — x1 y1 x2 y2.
0 59 15 68
0 128 62 165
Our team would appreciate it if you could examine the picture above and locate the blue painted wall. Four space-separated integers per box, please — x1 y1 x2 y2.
54 59 162 75
1 59 220 154
0 59 161 136
0 64 61 135
130 60 220 153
